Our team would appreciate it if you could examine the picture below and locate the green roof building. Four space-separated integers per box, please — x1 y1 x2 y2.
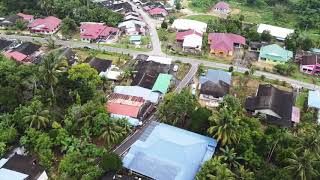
152 73 172 94
258 44 293 64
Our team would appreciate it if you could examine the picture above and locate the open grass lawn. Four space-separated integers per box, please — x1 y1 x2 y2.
290 71 320 86
108 36 152 52
184 15 218 23
176 62 191 80
74 48 131 66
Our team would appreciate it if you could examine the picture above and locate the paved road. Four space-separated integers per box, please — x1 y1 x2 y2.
175 63 199 93
2 34 319 90
127 0 163 56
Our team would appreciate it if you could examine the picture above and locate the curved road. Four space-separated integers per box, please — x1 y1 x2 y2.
2 34 319 90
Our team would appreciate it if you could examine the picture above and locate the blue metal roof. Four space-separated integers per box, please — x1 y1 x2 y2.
111 114 142 127
0 168 29 180
308 90 320 109
123 121 217 180
200 69 231 85
114 86 160 103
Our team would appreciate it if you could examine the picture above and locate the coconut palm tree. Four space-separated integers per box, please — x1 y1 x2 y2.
220 146 243 169
23 101 50 129
267 128 290 162
208 108 240 146
297 127 320 157
100 119 122 147
39 53 66 98
285 150 319 180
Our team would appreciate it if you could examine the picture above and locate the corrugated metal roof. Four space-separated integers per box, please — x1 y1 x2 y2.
152 74 172 94
0 168 29 180
308 90 320 109
200 69 231 85
114 86 160 103
259 44 293 62
123 121 217 180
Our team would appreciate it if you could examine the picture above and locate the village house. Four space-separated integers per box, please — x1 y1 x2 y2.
0 154 48 180
0 39 14 52
257 24 294 41
245 84 300 128
88 56 121 80
122 121 217 180
199 69 232 107
0 13 33 28
80 22 119 43
213 2 231 14
97 0 133 14
208 33 245 56
132 60 171 89
299 54 320 75
148 7 168 19
118 19 146 36
3 42 41 63
58 47 79 66
171 19 207 34
258 44 293 64
114 86 160 104
106 93 153 126
28 16 61 34
176 30 203 53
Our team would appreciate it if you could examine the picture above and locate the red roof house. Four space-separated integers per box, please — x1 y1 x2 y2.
4 50 27 62
106 93 145 118
80 22 119 42
28 16 61 34
17 13 34 22
148 8 168 18
213 2 231 14
176 30 202 41
208 33 245 56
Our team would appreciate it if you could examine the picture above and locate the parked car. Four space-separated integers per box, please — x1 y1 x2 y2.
173 64 179 72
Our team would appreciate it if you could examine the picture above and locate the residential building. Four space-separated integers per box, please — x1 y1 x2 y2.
257 24 294 41
258 44 293 64
122 121 217 180
147 55 172 65
176 30 203 52
28 16 61 34
208 33 245 56
0 39 14 51
129 35 142 45
58 47 78 66
0 14 26 28
3 42 41 63
172 19 207 34
152 73 172 94
0 154 48 180
131 61 170 89
248 42 268 52
299 54 320 75
199 69 232 107
88 56 122 80
114 86 160 103
213 2 231 14
118 20 146 35
17 13 34 22
97 0 133 14
106 93 153 125
148 7 168 19
80 22 119 43
245 84 300 128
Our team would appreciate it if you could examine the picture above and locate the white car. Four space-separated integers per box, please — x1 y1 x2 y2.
173 64 179 72
191 83 196 95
